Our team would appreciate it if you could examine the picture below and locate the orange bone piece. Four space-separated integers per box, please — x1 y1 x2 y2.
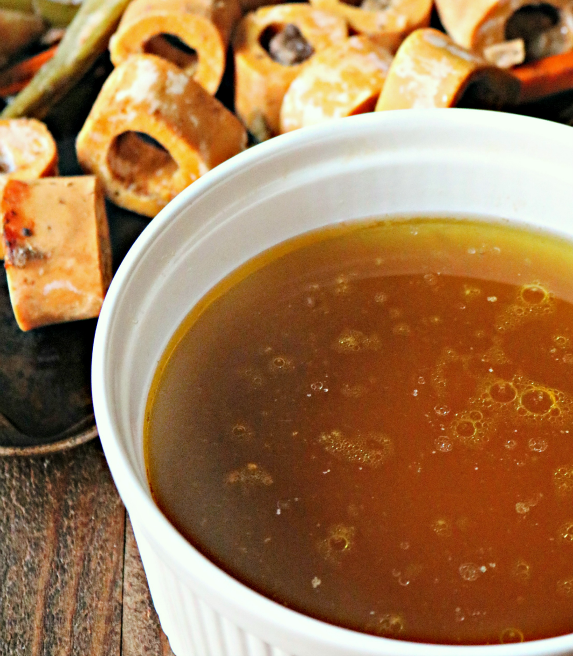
0 118 58 259
233 4 348 137
435 0 573 64
375 28 520 111
308 0 432 52
2 176 112 331
109 0 241 95
280 35 392 133
76 55 247 218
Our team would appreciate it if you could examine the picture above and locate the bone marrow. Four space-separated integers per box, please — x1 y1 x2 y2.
260 23 315 66
233 4 348 137
435 0 573 67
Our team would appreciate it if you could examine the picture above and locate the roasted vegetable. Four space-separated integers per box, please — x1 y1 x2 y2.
1 0 131 119
0 44 57 96
0 8 44 67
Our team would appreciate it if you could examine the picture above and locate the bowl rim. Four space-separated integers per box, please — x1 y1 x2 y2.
93 108 573 656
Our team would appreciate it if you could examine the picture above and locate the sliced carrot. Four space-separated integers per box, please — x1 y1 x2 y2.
0 45 58 97
514 50 573 104
0 79 29 96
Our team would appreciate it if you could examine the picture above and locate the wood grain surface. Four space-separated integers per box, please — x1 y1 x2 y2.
0 440 174 656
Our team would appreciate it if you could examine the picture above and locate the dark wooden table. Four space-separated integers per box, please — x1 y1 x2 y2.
0 439 175 656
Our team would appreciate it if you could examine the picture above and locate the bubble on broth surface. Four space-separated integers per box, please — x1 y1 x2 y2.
489 380 518 404
318 429 393 467
424 273 439 286
475 375 571 428
269 355 295 373
432 518 452 537
434 405 451 416
558 520 573 542
496 282 555 332
463 285 481 300
554 465 573 496
226 463 273 487
483 339 511 365
450 410 491 449
435 436 454 452
332 273 354 296
556 577 573 597
392 323 411 336
459 563 481 582
240 367 265 389
318 524 355 563
553 335 570 350
333 329 380 353
520 388 556 415
511 559 531 583
528 437 548 452
432 348 472 396
500 628 524 643
231 422 255 441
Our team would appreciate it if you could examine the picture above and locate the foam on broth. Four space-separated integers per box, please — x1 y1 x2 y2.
144 219 573 645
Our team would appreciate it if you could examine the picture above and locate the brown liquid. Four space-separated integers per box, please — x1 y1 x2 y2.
145 219 573 645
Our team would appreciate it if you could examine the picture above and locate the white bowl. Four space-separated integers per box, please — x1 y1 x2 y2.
92 109 573 656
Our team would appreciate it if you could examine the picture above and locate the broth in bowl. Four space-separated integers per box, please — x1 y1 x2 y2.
144 217 573 646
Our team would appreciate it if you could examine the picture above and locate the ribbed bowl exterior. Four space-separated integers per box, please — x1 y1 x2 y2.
94 110 573 656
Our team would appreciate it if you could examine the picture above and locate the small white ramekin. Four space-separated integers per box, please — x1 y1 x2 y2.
92 109 573 656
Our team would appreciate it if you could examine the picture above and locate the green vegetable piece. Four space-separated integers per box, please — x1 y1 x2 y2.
33 0 82 27
1 0 131 119
0 0 35 13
